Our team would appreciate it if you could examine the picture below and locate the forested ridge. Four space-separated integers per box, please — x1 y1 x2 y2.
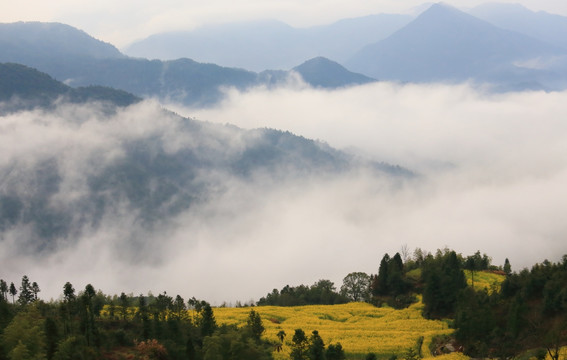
1 249 566 359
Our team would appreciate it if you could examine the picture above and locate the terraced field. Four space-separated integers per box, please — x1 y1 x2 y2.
214 271 505 359
214 300 455 360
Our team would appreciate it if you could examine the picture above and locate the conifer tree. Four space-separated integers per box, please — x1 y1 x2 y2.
0 279 7 301
504 258 512 275
18 275 34 305
290 329 309 360
246 309 265 341
308 330 325 360
200 303 217 337
31 282 40 301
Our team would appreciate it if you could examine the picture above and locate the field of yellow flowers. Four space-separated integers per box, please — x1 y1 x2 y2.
214 271 505 360
215 300 454 360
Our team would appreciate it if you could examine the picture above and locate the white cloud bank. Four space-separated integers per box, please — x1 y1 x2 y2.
1 82 567 304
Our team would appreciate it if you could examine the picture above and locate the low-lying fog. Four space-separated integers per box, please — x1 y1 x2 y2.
2 81 566 304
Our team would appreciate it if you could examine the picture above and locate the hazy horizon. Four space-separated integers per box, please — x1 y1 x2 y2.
2 0 567 47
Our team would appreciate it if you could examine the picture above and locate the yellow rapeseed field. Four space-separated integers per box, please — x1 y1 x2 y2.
214 300 453 360
464 270 505 293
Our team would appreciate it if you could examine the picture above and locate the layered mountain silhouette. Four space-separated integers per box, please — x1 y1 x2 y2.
123 15 413 71
0 22 373 106
2 3 567 106
346 3 567 89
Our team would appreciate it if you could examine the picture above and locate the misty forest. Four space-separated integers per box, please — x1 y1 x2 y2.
1 1 567 359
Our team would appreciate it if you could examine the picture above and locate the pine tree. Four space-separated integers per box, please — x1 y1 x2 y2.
504 258 512 275
373 254 390 296
18 275 34 305
308 330 325 360
8 282 16 304
290 329 309 360
200 303 217 337
0 279 7 301
246 309 265 340
31 282 40 301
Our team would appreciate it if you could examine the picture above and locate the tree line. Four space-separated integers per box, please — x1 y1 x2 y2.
0 279 276 360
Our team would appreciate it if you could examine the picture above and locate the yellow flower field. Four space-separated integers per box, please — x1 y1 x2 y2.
214 300 454 360
464 270 505 293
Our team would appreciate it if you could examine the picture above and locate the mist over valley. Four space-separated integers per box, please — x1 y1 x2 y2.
1 2 567 305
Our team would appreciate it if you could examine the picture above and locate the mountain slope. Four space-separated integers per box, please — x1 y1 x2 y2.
0 22 123 62
0 62 140 111
345 4 566 86
293 57 375 88
0 101 408 256
469 3 567 50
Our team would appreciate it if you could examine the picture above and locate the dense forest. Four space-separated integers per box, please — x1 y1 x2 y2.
1 249 566 359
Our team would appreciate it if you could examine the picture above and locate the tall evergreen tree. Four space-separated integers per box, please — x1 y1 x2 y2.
31 282 40 301
308 330 325 360
200 303 217 337
372 254 390 296
18 275 34 305
290 329 309 360
246 309 265 341
504 258 512 275
0 279 7 301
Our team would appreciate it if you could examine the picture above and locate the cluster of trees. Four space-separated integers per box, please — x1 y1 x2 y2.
0 280 275 360
257 280 349 306
370 253 415 308
287 329 345 360
454 256 567 359
0 276 40 306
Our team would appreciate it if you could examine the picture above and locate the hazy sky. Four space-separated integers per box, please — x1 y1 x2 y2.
2 0 567 47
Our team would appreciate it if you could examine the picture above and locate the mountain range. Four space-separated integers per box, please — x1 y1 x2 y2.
123 15 413 71
2 3 567 106
0 22 374 106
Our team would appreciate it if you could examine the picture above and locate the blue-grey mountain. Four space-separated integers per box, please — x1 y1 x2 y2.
0 62 140 112
292 57 375 88
345 4 567 90
469 3 567 50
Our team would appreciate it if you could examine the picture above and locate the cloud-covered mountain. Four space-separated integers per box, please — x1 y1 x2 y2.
0 64 408 258
346 3 567 90
123 15 413 71
469 3 567 50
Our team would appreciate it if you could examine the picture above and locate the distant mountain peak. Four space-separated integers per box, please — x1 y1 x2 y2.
345 2 566 86
0 21 123 60
293 56 375 88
